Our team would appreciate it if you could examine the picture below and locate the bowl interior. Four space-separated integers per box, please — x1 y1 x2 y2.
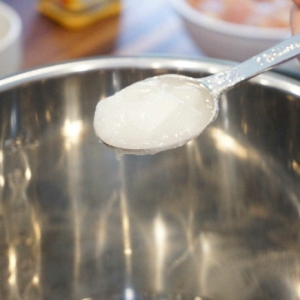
0 58 300 300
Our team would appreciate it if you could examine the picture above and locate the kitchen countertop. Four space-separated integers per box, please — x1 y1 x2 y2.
5 0 204 71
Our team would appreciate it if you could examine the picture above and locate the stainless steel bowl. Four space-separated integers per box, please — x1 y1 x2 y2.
1 57 300 300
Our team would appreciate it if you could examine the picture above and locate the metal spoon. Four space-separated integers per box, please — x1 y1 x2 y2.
94 33 300 155
199 32 300 100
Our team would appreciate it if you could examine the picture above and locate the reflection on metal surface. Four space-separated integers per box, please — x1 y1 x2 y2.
63 77 84 149
8 246 17 286
121 191 132 258
293 160 300 176
120 162 133 291
154 215 166 292
62 119 83 145
1 135 41 299
211 128 248 159
124 287 135 300
0 59 300 299
64 77 84 295
0 151 4 188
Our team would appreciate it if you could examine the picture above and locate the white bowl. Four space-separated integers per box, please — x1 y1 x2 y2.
168 0 291 63
0 1 22 78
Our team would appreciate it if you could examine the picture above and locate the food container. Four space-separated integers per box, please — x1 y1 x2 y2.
167 0 292 64
0 57 300 300
38 0 121 29
0 2 22 78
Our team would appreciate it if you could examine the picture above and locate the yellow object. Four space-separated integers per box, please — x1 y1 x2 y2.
38 0 121 29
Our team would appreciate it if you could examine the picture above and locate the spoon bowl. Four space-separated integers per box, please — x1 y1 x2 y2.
94 74 217 155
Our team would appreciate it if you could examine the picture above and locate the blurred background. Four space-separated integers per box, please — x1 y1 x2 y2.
4 0 203 70
3 0 294 72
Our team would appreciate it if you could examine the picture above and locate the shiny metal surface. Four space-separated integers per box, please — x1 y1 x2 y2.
1 57 300 300
200 32 300 99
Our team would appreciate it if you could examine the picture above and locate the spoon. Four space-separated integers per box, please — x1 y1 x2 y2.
94 33 300 155
199 32 300 100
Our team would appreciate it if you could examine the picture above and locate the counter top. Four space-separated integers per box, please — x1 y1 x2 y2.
5 0 203 70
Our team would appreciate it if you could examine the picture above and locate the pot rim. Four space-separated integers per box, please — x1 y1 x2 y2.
0 56 300 97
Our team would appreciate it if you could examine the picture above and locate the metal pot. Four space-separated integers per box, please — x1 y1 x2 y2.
0 57 300 300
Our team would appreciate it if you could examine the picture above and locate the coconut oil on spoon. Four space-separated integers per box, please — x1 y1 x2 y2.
94 33 300 155
94 74 216 155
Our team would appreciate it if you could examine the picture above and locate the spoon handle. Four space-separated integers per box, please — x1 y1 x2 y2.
199 33 300 99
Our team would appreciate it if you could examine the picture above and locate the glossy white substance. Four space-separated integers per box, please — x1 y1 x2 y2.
94 74 217 154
